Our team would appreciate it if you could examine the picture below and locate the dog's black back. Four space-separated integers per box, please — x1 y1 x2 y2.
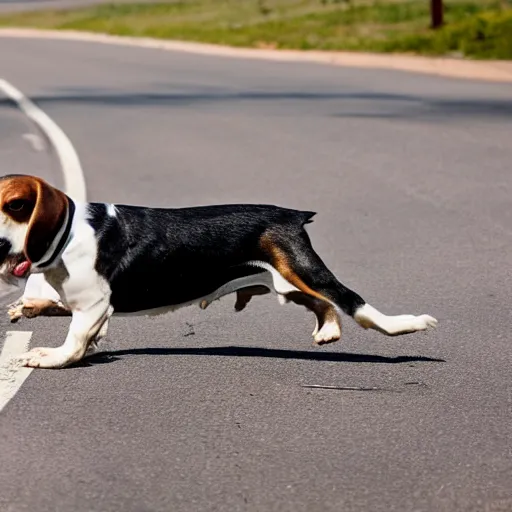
86 203 315 312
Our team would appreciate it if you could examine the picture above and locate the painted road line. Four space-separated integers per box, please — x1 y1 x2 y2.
0 79 87 411
1 77 87 313
0 78 86 202
0 332 33 412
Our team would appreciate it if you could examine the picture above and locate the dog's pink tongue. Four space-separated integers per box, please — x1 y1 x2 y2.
13 261 30 278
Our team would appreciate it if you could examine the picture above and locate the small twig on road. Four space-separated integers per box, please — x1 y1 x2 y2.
302 384 399 392
303 381 429 392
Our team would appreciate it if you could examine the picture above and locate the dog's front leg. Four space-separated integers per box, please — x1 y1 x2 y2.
8 274 69 322
18 298 112 369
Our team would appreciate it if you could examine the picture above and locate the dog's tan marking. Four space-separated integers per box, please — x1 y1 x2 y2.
260 234 332 305
22 298 71 318
0 179 36 224
0 175 68 263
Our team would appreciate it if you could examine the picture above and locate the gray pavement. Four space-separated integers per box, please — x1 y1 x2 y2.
0 0 165 13
0 37 511 512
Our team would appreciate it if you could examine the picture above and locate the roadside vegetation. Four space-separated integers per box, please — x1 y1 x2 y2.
1 0 511 59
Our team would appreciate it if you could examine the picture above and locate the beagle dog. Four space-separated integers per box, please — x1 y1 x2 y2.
0 174 437 369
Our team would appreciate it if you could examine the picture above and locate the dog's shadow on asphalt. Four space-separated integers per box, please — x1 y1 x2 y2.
74 346 444 368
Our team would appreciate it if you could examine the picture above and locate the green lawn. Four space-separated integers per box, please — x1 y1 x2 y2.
1 0 512 59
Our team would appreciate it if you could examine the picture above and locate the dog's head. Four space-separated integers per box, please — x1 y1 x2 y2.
0 175 68 284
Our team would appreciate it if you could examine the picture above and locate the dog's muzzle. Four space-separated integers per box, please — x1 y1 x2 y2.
0 238 11 263
0 238 31 279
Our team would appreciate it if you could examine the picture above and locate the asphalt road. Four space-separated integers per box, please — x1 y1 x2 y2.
0 0 177 14
0 37 512 512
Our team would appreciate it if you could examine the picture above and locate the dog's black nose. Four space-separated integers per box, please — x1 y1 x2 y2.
0 238 12 263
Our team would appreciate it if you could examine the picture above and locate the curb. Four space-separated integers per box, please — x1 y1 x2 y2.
1 28 512 83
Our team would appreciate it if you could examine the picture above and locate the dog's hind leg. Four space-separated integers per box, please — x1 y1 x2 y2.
285 292 342 345
258 228 437 340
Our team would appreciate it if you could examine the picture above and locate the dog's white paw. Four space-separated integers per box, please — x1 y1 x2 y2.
7 300 24 323
389 314 438 335
313 320 341 345
412 314 438 331
16 347 71 369
354 304 438 336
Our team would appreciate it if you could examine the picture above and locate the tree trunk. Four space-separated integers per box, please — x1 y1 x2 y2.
431 0 444 29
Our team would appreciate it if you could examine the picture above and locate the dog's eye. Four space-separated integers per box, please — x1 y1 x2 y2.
6 199 27 212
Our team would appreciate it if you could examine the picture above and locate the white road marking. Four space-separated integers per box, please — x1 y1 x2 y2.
0 78 86 202
0 79 87 410
0 332 33 412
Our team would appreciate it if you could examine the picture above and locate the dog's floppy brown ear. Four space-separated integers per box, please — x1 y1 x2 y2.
24 178 68 264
